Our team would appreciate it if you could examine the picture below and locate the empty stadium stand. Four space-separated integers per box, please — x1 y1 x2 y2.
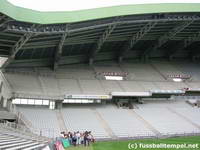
96 105 155 138
135 101 200 134
0 125 47 150
1 1 200 145
4 61 200 97
173 108 200 128
61 106 110 139
14 100 200 140
18 106 60 138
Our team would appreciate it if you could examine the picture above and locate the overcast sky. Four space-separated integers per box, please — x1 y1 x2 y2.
8 0 200 11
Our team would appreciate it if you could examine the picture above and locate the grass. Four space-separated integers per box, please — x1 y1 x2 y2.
65 136 200 150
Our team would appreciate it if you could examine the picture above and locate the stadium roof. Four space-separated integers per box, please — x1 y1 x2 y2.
0 0 200 70
1 1 200 24
7 0 200 12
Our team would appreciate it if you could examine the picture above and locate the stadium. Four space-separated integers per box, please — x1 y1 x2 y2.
0 0 200 149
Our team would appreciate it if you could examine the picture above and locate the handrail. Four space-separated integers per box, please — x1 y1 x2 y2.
10 103 58 139
17 111 35 129
0 121 50 143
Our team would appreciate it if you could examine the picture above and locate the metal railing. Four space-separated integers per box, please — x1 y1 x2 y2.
97 131 200 141
0 70 12 92
7 103 57 139
0 121 50 143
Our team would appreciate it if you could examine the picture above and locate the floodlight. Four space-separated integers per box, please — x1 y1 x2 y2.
105 76 123 80
173 78 182 82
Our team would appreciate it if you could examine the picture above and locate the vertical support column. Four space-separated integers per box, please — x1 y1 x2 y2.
128 99 133 109
197 101 200 108
118 56 123 64
49 100 55 110
101 100 106 105
56 100 63 109
192 56 197 62
0 96 2 108
6 99 12 112
89 58 94 66
2 97 7 108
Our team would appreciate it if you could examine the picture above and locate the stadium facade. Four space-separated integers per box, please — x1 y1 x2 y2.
0 0 200 149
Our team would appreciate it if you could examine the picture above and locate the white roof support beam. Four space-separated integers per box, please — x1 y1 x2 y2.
53 24 69 70
169 31 200 60
142 20 194 61
1 25 36 68
118 21 157 63
89 17 121 65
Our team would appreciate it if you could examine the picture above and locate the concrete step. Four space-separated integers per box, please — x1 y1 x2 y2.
55 109 67 132
167 107 200 130
0 141 32 149
0 136 19 140
22 144 46 150
0 138 23 143
131 110 162 136
7 142 40 150
91 108 117 139
0 139 27 145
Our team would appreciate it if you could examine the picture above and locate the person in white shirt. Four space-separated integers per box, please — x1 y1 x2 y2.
76 131 81 145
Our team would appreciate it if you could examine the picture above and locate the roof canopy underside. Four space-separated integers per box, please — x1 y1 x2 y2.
0 1 200 69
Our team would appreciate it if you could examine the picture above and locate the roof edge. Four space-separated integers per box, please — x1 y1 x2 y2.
1 1 200 24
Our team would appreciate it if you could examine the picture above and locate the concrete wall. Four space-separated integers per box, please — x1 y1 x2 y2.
0 70 12 108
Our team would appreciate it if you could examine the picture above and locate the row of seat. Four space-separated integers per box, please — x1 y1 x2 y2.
18 106 60 138
0 127 46 150
17 100 200 139
6 73 200 96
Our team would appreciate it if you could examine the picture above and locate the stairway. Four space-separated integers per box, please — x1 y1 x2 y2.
37 76 46 95
167 107 200 130
0 128 46 150
55 109 67 132
150 63 167 80
76 79 84 94
116 81 126 92
130 110 162 136
91 108 117 139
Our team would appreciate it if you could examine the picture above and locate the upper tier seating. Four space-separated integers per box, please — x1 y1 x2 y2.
121 63 165 81
5 74 43 95
4 61 200 96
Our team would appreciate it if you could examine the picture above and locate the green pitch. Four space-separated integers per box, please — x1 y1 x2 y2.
65 136 200 150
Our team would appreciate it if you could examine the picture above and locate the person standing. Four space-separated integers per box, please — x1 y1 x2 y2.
83 131 89 146
76 131 81 145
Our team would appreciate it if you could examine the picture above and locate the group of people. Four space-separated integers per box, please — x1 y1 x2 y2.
60 131 95 146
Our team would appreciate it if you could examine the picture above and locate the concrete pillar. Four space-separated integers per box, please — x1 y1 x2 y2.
118 56 123 63
49 100 55 110
0 96 3 108
101 100 106 105
89 58 94 66
56 101 63 109
7 99 13 112
197 100 200 108
192 56 196 62
128 100 133 109
169 55 173 61
2 97 7 108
